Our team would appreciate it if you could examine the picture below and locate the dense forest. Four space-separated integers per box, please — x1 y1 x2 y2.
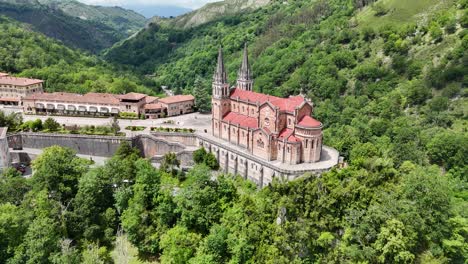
0 16 158 95
0 0 146 52
0 0 466 263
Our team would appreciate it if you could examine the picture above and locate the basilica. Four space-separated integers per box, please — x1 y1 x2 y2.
211 45 323 165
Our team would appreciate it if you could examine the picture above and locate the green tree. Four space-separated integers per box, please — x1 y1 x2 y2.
204 153 219 170
68 168 116 246
0 168 30 205
0 204 27 261
160 225 202 264
176 166 236 234
32 146 89 204
11 216 61 264
160 152 181 176
193 148 207 164
121 159 177 255
374 219 416 263
193 77 211 112
427 131 467 170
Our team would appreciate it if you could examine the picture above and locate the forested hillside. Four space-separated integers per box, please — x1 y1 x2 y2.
37 0 146 35
0 0 146 52
0 16 157 95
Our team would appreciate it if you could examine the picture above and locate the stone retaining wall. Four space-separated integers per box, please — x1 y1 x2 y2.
8 133 129 157
149 132 198 147
7 133 195 165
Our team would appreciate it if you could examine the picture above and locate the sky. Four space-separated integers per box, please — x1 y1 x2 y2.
78 0 218 9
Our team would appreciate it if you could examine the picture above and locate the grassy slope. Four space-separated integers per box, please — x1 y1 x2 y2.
357 0 456 28
153 0 270 29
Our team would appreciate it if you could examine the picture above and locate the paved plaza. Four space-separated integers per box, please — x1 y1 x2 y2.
20 112 212 136
0 106 211 133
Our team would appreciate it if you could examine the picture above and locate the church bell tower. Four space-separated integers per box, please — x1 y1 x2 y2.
212 47 231 137
237 43 253 91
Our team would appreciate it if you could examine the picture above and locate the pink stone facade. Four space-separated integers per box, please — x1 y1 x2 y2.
211 47 323 165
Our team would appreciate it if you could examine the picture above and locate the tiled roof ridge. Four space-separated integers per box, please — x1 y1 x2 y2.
298 115 322 128
230 88 306 112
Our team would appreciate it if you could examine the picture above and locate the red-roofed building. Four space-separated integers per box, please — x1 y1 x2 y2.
211 46 323 164
22 90 194 119
159 95 195 117
0 76 44 105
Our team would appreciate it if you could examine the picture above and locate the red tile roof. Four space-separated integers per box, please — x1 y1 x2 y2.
118 92 147 101
278 128 294 140
23 92 121 105
159 95 195 105
222 112 258 129
0 76 43 86
287 135 301 143
144 103 163 110
278 128 302 142
144 96 159 104
298 115 322 128
230 89 305 112
0 97 20 102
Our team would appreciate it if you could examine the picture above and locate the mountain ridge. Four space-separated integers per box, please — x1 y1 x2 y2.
152 0 271 29
0 0 147 52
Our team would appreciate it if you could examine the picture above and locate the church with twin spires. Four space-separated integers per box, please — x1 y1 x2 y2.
211 45 323 165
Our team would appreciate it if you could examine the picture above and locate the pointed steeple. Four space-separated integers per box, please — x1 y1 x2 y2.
238 43 251 80
213 47 227 84
237 43 253 91
212 47 230 99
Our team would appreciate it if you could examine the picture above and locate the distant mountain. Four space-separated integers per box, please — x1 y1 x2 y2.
105 0 271 69
0 0 147 52
122 4 192 18
154 0 271 28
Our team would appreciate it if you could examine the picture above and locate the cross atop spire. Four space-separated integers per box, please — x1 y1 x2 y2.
237 43 253 91
213 47 228 84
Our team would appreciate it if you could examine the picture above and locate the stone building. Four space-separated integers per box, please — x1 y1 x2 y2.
211 46 323 165
0 76 43 105
22 91 194 118
159 95 195 117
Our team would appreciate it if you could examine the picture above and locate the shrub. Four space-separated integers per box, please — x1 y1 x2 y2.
429 22 443 42
372 2 389 17
119 112 138 119
43 118 60 132
193 148 207 164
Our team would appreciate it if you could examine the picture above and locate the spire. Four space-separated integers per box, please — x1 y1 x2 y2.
237 43 253 91
213 47 227 84
238 43 252 81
